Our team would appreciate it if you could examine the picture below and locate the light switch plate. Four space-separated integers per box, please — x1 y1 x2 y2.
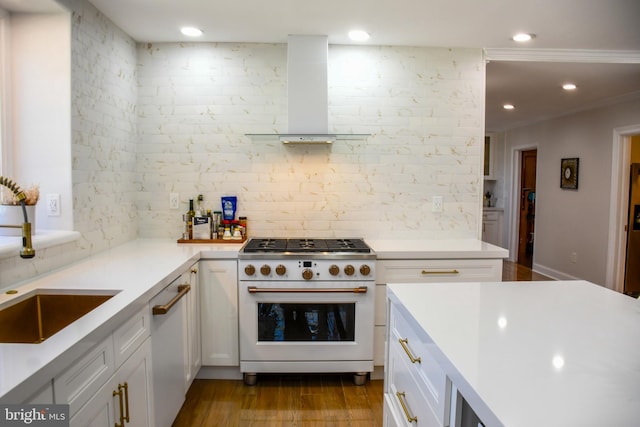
47 193 61 216
432 196 443 213
169 193 180 210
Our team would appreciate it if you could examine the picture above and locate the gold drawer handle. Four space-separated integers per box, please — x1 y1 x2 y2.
396 391 418 423
422 269 459 275
399 338 421 364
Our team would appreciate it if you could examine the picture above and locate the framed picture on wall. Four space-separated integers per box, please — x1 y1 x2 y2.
560 158 579 189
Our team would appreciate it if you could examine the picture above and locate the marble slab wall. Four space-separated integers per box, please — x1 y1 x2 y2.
136 43 485 239
0 0 138 288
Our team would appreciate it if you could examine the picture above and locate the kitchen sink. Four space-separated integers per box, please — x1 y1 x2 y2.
0 290 118 344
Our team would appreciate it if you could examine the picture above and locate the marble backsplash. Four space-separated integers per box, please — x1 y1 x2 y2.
136 43 485 240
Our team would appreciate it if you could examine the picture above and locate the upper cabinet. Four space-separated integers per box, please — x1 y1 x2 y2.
484 136 495 179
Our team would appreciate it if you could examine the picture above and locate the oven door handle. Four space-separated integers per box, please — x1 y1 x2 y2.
247 286 368 294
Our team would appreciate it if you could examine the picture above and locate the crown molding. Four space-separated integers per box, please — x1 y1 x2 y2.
484 48 640 64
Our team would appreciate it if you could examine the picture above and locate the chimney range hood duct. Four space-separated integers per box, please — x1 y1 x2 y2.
247 35 368 144
281 35 334 144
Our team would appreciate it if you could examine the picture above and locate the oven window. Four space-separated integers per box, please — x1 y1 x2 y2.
257 303 355 341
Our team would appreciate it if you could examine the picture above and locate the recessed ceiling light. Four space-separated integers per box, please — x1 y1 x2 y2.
348 30 370 42
562 83 577 90
512 33 535 42
181 27 203 37
503 104 515 110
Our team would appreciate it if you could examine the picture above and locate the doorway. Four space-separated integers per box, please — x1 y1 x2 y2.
517 150 537 268
607 125 640 292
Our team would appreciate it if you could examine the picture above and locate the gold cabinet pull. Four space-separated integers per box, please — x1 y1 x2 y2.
121 382 130 423
113 386 125 427
398 338 421 363
396 391 418 423
152 284 191 315
421 269 459 275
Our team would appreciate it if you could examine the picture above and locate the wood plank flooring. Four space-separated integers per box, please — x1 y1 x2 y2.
502 260 553 281
173 374 383 427
172 261 551 427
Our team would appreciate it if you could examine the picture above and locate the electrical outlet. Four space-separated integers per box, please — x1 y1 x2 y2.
169 193 180 210
432 196 443 213
570 252 577 264
47 193 61 216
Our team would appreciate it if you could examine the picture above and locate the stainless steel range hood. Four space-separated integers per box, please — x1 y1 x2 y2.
247 35 368 144
281 35 333 143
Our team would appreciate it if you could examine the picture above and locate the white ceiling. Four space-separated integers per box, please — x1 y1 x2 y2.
3 0 640 131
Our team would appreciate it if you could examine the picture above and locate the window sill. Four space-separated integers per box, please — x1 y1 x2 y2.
0 230 81 259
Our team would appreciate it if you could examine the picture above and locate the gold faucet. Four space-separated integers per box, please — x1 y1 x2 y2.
0 176 35 259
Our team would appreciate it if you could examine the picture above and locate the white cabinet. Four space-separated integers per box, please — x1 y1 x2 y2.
481 210 503 247
183 264 201 390
199 260 239 366
374 258 502 366
70 338 154 427
384 299 451 427
54 306 153 427
150 274 190 427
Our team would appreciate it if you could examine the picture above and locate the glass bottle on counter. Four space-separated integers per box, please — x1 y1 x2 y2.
187 198 195 240
196 194 204 216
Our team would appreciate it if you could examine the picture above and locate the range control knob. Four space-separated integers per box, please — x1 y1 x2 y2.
344 265 355 276
329 265 340 276
244 265 256 276
302 269 314 280
360 265 371 276
275 264 287 276
260 265 271 276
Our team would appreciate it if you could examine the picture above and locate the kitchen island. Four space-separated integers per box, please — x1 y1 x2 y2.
386 280 640 427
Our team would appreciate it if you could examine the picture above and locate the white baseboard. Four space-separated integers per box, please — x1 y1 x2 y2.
532 263 581 281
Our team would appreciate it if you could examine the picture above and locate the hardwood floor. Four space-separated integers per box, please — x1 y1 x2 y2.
173 261 550 427
173 374 383 427
502 260 553 281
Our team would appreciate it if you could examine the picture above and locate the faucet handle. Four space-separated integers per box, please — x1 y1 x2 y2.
20 222 35 259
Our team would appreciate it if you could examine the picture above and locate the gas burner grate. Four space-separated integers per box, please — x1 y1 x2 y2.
241 238 372 255
242 238 288 253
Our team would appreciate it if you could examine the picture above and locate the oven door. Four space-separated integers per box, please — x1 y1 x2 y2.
239 281 374 363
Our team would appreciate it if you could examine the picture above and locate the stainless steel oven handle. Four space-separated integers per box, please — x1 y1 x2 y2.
247 286 368 294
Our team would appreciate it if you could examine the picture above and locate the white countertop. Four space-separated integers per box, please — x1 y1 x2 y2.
0 238 242 403
0 237 506 402
367 238 508 259
388 280 640 427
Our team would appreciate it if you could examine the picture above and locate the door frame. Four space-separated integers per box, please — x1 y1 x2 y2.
508 143 538 263
606 124 640 292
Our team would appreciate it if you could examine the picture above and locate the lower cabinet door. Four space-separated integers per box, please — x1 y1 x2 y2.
387 340 442 427
200 260 239 366
71 339 153 427
383 394 402 427
70 374 118 427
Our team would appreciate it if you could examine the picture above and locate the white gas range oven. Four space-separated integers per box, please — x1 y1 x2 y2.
237 238 376 385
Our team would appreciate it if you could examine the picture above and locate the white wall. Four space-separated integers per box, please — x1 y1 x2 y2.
136 43 486 240
0 0 138 288
503 95 640 285
9 12 72 230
